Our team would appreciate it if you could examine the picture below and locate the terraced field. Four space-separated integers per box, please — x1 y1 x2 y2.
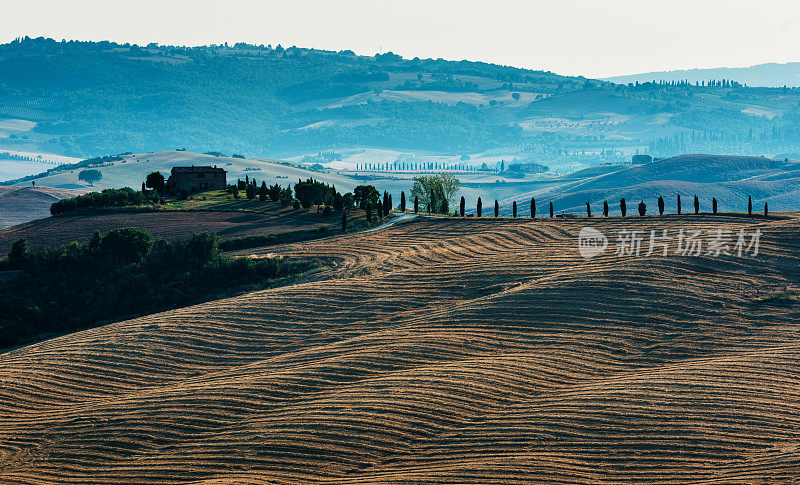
1 215 799 483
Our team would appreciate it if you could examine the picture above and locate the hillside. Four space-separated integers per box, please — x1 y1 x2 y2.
0 215 798 482
605 61 800 88
5 37 800 172
509 154 800 216
0 185 84 227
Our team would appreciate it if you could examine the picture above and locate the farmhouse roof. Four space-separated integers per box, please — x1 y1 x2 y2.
171 165 226 174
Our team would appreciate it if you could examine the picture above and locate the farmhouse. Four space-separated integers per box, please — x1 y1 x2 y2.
166 166 226 193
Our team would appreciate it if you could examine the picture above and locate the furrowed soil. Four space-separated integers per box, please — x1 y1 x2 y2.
1 215 799 483
0 205 360 254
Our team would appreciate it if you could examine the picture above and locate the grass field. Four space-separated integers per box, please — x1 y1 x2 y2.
0 214 798 483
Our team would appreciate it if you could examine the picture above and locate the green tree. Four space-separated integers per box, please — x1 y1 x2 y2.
549 201 553 218
477 197 482 217
638 200 646 216
400 191 406 212
354 185 380 209
246 183 256 200
748 196 753 216
79 169 102 186
586 202 591 217
185 232 220 265
409 173 460 215
494 200 499 217
512 201 517 218
620 198 627 217
764 202 769 218
414 195 419 214
146 172 166 195
694 195 699 214
658 196 665 215
530 198 536 218
459 196 465 217
341 210 347 232
7 238 28 269
259 181 268 201
603 199 609 217
712 197 717 214
677 194 682 215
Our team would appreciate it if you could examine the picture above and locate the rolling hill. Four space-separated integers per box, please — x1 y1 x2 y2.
0 185 84 227
4 36 800 173
0 215 798 482
605 61 800 88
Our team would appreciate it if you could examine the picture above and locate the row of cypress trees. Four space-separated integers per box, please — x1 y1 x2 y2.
392 191 770 218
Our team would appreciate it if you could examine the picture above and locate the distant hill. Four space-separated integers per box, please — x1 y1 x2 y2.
5 37 800 170
511 154 800 215
605 62 800 88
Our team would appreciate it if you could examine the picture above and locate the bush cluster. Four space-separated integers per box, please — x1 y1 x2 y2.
50 188 159 215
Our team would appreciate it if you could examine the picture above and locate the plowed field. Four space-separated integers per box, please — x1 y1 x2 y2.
1 215 799 483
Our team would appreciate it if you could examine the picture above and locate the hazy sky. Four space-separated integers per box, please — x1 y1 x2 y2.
4 0 800 78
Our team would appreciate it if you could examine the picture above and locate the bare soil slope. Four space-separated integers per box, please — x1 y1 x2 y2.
0 205 349 254
0 215 799 483
0 185 85 228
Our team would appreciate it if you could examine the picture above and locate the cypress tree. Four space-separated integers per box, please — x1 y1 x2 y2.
366 204 372 222
677 194 682 215
603 199 609 217
141 182 146 193
549 201 554 218
694 195 699 214
383 191 389 216
748 195 752 216
764 202 769 218
585 202 591 217
430 189 436 214
477 197 482 217
414 196 419 214
389 194 393 214
494 200 499 217
531 198 536 218
341 210 347 232
400 191 406 212
712 197 717 214
638 200 646 216
658 196 664 215
441 198 449 215
460 196 465 217
512 201 517 218
620 198 627 217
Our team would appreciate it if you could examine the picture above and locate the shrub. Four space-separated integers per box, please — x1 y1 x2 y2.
50 187 159 215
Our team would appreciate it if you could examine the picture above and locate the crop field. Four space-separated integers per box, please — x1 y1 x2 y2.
0 205 358 254
0 215 799 483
